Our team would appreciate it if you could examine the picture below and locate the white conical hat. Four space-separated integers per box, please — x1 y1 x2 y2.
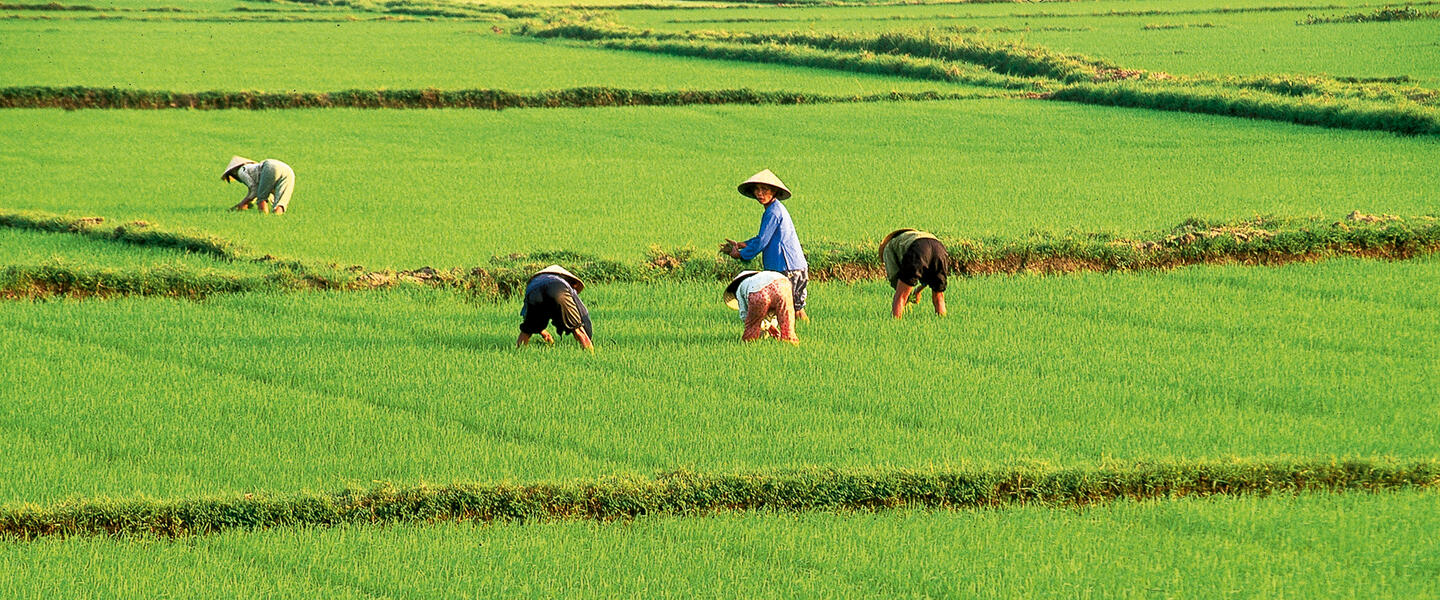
722 270 761 309
737 169 792 201
531 264 584 292
221 156 256 182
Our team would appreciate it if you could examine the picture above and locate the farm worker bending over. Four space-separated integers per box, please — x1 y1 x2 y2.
880 228 951 319
723 270 799 345
517 265 594 351
221 156 295 215
720 169 811 321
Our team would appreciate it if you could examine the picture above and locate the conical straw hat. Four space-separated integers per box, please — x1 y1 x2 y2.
221 156 257 182
879 228 918 259
737 169 792 201
722 270 761 309
531 264 584 292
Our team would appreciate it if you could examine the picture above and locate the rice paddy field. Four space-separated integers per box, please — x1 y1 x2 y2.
5 104 1438 266
2 0 1437 595
621 0 1440 88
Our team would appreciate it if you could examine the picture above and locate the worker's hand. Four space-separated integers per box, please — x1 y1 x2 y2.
540 331 554 344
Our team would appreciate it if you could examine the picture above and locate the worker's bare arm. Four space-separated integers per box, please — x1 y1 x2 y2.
891 282 912 319
573 329 593 351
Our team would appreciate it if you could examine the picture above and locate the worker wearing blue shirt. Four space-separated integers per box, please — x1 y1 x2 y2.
721 169 811 321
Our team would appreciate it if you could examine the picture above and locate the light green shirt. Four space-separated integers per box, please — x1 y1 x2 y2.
882 230 938 287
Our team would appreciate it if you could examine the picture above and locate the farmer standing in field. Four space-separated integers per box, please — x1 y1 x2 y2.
221 156 295 215
720 169 811 321
880 228 951 319
517 265 594 351
723 270 799 345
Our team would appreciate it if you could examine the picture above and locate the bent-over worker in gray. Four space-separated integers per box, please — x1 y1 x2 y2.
880 228 950 319
222 156 295 215
517 265 594 351
720 169 811 321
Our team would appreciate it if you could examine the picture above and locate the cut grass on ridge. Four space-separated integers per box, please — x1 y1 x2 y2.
516 18 1440 134
3 461 1435 539
4 209 1436 300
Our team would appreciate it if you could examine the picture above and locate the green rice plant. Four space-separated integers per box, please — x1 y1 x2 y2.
0 227 314 298
0 210 246 260
1047 80 1440 134
5 103 1439 267
0 211 364 297
519 19 1114 83
516 17 1440 132
2 492 1437 597
1 257 1436 505
617 3 1440 88
0 19 958 93
0 262 285 299
263 0 570 19
595 37 1041 89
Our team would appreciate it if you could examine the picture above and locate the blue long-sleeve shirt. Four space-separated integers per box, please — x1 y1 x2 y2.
740 201 807 271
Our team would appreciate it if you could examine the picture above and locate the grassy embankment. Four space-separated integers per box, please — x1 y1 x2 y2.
0 226 288 299
1 461 1435 538
0 492 1436 597
5 208 1436 298
0 86 1001 110
617 1 1440 86
1301 4 1440 23
515 18 1440 134
0 19 962 94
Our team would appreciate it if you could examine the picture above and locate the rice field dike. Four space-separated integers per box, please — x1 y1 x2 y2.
2 0 1437 596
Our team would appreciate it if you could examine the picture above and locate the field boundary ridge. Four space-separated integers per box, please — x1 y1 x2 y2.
515 20 1440 134
1 459 1434 540
1300 4 1440 24
0 211 339 299
0 86 1007 110
2 210 1437 300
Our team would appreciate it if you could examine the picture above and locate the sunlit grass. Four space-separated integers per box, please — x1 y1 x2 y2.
0 20 956 93
1 256 1435 504
3 103 1437 267
1 491 1436 598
